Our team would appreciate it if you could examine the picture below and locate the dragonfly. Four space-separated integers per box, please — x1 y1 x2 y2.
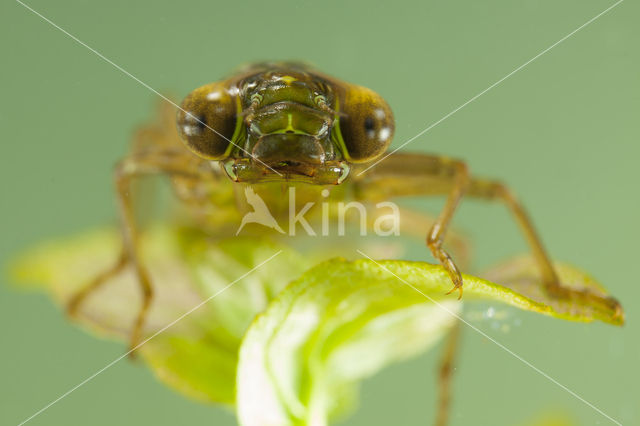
66 61 621 358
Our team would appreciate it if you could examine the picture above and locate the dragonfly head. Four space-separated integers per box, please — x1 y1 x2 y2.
176 64 394 184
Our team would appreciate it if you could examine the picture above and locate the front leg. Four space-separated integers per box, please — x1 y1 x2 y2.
425 159 469 299
354 154 470 298
352 152 620 313
67 150 204 354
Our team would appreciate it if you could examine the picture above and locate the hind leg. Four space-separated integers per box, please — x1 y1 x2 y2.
66 249 129 316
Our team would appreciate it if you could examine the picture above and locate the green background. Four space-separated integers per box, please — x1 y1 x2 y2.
1 0 638 425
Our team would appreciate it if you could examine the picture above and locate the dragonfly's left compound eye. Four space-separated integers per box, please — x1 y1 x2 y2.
338 87 394 163
177 83 237 160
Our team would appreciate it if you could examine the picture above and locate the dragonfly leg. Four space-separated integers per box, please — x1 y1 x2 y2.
434 322 461 426
352 152 620 312
67 100 218 355
354 154 471 297
66 149 204 356
425 159 469 299
466 178 559 287
467 178 621 314
112 158 154 356
66 249 128 317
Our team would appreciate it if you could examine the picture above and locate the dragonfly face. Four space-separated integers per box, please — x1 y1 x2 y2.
176 63 394 184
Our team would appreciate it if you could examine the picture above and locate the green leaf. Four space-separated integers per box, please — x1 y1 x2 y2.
237 257 623 425
483 256 624 326
11 226 623 424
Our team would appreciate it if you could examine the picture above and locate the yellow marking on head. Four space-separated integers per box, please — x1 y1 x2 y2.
285 114 295 132
279 75 297 84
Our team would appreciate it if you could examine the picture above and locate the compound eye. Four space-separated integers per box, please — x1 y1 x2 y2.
177 82 237 160
339 86 394 163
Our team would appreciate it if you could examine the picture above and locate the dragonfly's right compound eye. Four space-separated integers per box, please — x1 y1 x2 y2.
177 82 238 160
337 86 394 163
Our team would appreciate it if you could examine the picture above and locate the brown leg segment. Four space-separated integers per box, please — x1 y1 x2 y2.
352 152 610 305
65 150 204 355
66 250 128 316
466 178 559 288
425 160 469 299
113 159 154 354
354 154 475 298
434 322 461 426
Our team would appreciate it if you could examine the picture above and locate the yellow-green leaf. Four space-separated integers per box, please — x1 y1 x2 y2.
11 226 623 424
237 257 623 425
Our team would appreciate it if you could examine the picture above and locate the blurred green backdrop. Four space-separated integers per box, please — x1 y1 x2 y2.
1 0 638 425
